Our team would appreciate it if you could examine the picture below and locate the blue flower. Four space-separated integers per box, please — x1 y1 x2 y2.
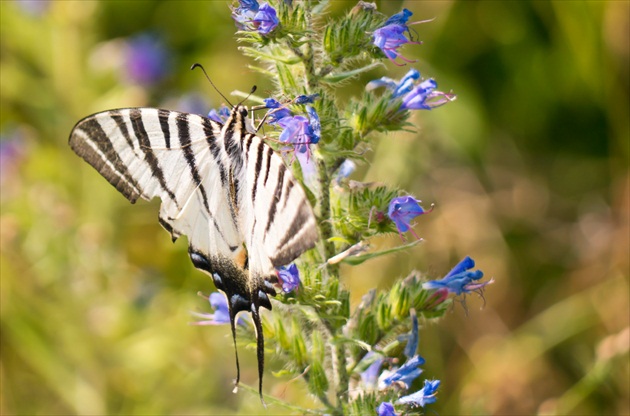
252 2 279 35
367 69 456 110
207 105 231 124
366 68 420 98
384 8 413 26
379 354 425 389
305 105 320 144
336 159 356 184
232 0 259 29
125 33 170 86
387 196 431 240
175 93 209 117
0 132 26 186
397 379 440 407
278 115 318 153
423 256 492 296
402 309 418 359
359 351 384 387
294 93 320 105
264 97 282 108
276 263 300 293
377 402 398 416
267 108 293 124
191 292 231 325
400 79 440 110
372 24 420 66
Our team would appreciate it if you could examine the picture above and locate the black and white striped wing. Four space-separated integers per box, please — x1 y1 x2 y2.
69 108 242 264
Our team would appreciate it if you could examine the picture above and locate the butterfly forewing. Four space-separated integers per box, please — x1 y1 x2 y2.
69 105 318 400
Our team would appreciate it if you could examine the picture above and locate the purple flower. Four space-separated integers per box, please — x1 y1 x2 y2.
252 2 279 35
377 402 398 416
306 105 320 144
336 159 356 184
191 292 231 325
359 351 384 387
276 264 300 293
174 93 208 117
16 0 50 16
402 309 418 359
367 69 456 110
278 115 318 153
400 78 453 110
125 33 170 86
379 354 425 389
232 0 259 28
387 196 431 240
207 105 231 124
423 256 492 296
264 97 282 108
397 379 440 407
294 93 320 105
366 68 420 98
372 24 420 66
384 8 413 26
267 107 293 124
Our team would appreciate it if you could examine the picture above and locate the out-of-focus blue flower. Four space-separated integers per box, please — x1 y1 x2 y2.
264 97 282 108
400 79 439 110
402 309 418 359
276 263 300 293
384 8 413 26
377 402 398 416
16 0 50 16
306 105 320 144
232 0 259 28
423 257 492 295
0 134 26 186
379 354 425 389
191 292 232 325
367 69 455 110
278 115 318 153
336 159 356 184
125 33 170 86
366 68 420 98
294 93 320 105
387 196 431 240
372 24 420 66
359 351 384 387
252 2 279 35
207 105 231 124
397 379 440 407
173 93 208 117
267 108 293 124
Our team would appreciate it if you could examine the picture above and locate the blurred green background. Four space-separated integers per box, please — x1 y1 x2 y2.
1 1 628 415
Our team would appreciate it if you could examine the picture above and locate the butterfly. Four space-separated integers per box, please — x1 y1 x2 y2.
69 100 318 401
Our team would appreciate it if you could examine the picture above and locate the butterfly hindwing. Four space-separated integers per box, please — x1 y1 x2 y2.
69 105 318 400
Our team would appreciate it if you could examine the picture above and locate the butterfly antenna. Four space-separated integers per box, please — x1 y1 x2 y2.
238 85 259 108
190 63 233 107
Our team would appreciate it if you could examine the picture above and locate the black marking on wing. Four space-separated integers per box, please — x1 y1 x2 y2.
69 115 143 202
263 146 273 186
265 163 286 233
251 139 264 203
177 113 210 212
158 109 172 148
129 109 180 210
109 111 135 150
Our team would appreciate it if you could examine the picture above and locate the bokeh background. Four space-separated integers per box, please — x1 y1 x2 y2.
1 1 628 415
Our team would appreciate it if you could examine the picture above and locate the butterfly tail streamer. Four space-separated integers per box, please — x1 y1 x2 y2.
229 308 241 393
251 301 267 406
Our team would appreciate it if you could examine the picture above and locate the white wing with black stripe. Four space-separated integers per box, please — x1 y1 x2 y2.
69 105 318 400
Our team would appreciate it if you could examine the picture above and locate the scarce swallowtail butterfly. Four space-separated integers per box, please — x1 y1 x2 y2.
69 94 318 401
